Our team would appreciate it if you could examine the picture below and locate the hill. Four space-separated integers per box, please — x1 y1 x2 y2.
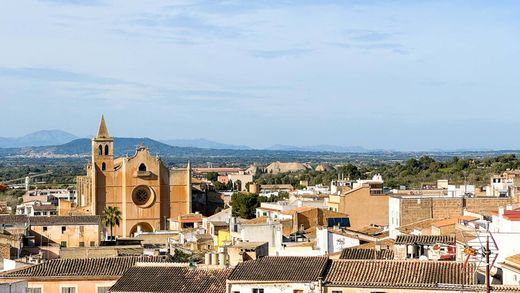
0 130 78 148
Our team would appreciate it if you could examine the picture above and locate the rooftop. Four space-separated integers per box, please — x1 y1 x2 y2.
339 248 394 260
395 235 456 246
228 256 328 282
324 260 476 289
0 256 166 279
0 215 100 226
110 265 232 293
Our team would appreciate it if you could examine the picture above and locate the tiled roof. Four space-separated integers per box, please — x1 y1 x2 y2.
29 216 100 226
340 248 394 260
0 215 27 225
395 235 455 245
228 256 328 282
324 260 476 289
0 256 166 278
0 215 100 226
110 266 232 293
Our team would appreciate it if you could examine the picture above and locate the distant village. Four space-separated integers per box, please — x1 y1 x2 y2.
1 118 520 292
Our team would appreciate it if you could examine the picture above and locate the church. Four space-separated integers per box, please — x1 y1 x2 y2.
76 116 192 237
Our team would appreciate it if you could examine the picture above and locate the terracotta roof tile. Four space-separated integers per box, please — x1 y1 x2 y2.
0 215 100 226
0 256 166 278
110 266 232 293
339 248 394 260
395 235 455 246
228 256 328 282
324 260 476 289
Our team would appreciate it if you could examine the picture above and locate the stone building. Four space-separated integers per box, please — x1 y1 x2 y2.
76 116 192 237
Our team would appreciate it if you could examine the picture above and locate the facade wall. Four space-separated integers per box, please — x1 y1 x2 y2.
338 187 389 229
503 265 520 285
76 124 191 237
228 282 318 293
30 224 100 248
27 279 116 293
397 196 513 229
325 287 468 293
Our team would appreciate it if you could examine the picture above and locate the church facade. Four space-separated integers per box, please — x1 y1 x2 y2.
76 116 192 237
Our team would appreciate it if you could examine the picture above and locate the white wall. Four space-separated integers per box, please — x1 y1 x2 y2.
229 282 319 293
388 197 401 239
503 266 520 285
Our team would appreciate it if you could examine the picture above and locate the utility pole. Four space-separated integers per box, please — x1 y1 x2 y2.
486 235 491 293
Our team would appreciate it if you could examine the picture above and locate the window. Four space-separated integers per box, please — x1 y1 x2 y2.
332 291 343 293
61 226 66 233
61 241 67 248
43 226 47 231
294 290 304 293
28 288 42 293
138 163 147 172
101 162 106 171
97 287 110 293
61 287 76 293
252 289 264 293
98 145 103 155
79 241 85 247
104 145 109 155
90 241 95 247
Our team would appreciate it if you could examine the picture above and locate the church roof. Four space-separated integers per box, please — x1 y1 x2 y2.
96 115 110 138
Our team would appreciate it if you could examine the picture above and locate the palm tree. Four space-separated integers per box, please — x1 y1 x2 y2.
101 206 121 240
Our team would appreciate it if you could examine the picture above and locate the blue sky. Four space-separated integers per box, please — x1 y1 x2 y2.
1 1 519 150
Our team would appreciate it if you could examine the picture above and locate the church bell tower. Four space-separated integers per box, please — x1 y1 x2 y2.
91 115 114 214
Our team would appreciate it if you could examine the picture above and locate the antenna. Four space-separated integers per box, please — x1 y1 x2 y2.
459 228 499 293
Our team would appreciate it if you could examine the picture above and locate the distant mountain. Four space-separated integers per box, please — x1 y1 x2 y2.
0 130 78 148
161 138 252 150
266 144 368 153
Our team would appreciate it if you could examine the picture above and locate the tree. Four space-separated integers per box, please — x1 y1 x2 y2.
101 206 122 240
205 172 219 182
230 192 260 219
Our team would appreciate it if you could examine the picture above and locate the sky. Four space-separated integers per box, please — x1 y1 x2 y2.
1 0 520 151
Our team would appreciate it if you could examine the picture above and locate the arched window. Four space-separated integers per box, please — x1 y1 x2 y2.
138 163 147 172
98 145 103 155
101 162 106 171
104 145 109 155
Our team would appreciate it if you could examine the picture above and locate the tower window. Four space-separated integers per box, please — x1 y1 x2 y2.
104 145 109 155
101 162 106 171
98 145 103 155
138 163 147 172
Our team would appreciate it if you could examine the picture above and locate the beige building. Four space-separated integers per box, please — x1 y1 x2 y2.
76 116 192 237
328 184 389 229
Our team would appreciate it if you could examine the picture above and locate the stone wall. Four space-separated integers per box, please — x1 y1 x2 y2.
399 196 513 226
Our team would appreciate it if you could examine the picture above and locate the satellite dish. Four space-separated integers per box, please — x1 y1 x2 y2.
432 243 441 252
419 255 429 261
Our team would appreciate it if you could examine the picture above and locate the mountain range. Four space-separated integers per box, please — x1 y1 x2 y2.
0 130 369 153
0 130 78 148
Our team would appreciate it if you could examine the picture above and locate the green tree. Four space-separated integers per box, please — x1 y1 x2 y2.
230 192 260 219
101 206 122 240
205 172 219 182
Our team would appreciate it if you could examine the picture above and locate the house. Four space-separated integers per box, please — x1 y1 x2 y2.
316 225 389 255
0 256 166 293
0 215 101 260
323 259 477 292
328 181 388 229
394 235 456 260
227 256 328 292
110 263 232 293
